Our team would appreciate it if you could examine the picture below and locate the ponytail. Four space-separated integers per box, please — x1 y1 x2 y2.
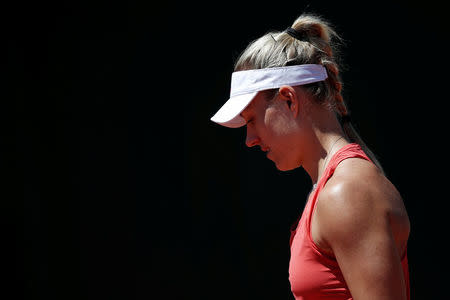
341 119 385 174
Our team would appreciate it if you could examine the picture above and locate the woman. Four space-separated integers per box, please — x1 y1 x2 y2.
210 13 410 300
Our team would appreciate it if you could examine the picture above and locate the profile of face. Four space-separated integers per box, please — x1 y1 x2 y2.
240 86 305 171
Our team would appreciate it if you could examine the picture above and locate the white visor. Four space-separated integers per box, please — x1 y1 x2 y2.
210 64 328 128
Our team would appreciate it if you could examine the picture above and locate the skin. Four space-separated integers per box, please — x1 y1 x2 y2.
240 85 410 300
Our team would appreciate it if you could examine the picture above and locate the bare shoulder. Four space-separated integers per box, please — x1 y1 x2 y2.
322 157 401 210
314 157 410 256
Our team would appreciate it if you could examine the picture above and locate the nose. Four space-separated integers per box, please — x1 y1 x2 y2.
245 127 260 148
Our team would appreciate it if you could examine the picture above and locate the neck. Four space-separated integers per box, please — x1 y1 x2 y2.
300 116 349 185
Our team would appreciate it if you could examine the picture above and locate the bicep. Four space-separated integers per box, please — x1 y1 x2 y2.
319 187 407 300
331 219 406 300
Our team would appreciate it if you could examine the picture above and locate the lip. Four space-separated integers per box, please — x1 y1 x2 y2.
262 147 271 158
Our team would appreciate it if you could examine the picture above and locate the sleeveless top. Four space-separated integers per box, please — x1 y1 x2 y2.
289 143 410 300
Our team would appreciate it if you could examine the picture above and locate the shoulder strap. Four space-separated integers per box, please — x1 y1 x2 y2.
306 143 372 235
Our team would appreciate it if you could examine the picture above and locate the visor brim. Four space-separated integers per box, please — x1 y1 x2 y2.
210 92 257 128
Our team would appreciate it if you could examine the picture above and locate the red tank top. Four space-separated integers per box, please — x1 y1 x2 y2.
289 143 410 300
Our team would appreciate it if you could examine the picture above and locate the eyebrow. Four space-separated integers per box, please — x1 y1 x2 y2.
240 101 255 122
240 112 250 122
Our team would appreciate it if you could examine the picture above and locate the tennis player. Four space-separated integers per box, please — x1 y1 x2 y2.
211 13 410 300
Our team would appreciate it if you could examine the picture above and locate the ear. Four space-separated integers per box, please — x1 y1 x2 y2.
278 85 300 118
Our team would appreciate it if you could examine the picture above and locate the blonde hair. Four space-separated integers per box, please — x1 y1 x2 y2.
234 13 384 173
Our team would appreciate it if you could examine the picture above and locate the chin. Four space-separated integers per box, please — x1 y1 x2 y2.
274 161 299 172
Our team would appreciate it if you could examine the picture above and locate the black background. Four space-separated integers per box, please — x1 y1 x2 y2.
6 0 449 299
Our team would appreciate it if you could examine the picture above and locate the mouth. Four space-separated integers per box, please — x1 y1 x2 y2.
261 147 271 157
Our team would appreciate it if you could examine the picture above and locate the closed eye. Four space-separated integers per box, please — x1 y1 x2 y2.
240 112 255 126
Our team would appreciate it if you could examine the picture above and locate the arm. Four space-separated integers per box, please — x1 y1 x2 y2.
317 175 407 300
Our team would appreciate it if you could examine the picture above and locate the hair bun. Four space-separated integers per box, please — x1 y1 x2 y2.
291 14 334 43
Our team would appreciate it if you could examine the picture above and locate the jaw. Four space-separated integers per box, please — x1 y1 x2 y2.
271 152 302 172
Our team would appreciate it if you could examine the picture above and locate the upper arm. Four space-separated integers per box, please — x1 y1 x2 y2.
317 177 407 300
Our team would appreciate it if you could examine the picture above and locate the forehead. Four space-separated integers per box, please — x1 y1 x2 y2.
240 92 267 119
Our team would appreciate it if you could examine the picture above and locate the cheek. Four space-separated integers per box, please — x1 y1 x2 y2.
264 106 293 137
